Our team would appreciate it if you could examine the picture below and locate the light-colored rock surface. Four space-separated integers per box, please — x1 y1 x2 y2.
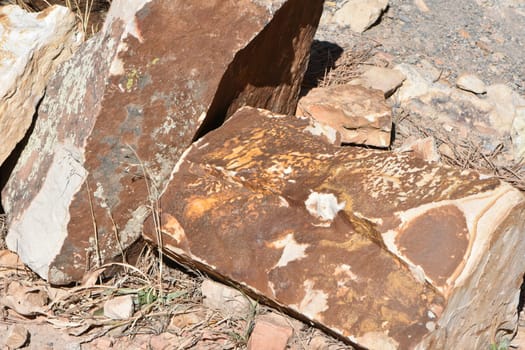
4 325 29 349
351 66 406 97
103 295 134 320
456 73 487 94
512 106 525 160
394 63 525 161
414 0 431 12
297 84 392 147
487 84 525 134
0 5 82 166
201 279 253 317
397 136 440 162
1 0 324 284
144 106 525 349
333 0 389 32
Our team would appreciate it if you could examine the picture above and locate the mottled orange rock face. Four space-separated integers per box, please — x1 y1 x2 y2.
2 0 324 284
144 107 525 349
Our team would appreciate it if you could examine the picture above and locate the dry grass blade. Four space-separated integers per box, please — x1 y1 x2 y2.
319 46 375 87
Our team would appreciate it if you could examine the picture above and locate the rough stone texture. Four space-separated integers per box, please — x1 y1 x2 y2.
247 316 293 350
332 0 389 32
144 106 525 349
0 5 82 166
297 84 392 147
350 65 406 97
201 279 253 317
456 73 487 94
394 63 525 160
1 0 324 284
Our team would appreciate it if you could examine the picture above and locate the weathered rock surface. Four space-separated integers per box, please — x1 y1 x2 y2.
394 63 525 161
144 106 525 349
456 73 487 94
297 84 392 147
0 5 82 166
2 0 324 284
332 0 389 32
350 65 406 97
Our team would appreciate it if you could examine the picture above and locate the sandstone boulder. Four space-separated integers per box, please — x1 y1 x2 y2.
0 5 82 166
297 84 392 147
144 106 525 349
2 0 324 284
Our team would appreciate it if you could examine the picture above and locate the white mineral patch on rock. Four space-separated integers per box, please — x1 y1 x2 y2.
305 192 345 222
269 233 309 268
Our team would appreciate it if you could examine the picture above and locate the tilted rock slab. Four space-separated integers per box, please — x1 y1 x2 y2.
2 0 324 284
143 106 525 349
0 5 83 166
297 84 392 147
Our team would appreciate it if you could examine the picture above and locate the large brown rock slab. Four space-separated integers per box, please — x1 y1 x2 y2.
2 0 324 284
143 106 525 349
0 5 82 166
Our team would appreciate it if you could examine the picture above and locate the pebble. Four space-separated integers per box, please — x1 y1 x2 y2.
456 73 487 94
332 0 389 33
5 325 29 349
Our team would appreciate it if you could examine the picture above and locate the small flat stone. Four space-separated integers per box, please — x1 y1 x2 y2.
103 295 134 320
353 66 406 97
457 73 487 94
297 84 392 147
201 279 253 318
247 318 293 350
332 0 389 33
5 324 29 349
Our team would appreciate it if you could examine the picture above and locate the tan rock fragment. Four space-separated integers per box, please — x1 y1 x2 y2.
414 0 431 12
351 66 406 97
5 325 29 349
201 279 253 317
297 84 392 147
103 295 134 320
333 0 389 32
247 317 293 350
144 106 525 349
0 5 83 166
456 73 487 94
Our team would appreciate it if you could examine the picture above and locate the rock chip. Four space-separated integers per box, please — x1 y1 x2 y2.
397 136 440 162
2 0 324 284
456 73 487 94
201 279 253 318
103 295 134 320
0 5 83 166
297 84 392 147
247 315 293 350
144 106 525 349
5 324 29 349
351 66 406 97
333 0 389 33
